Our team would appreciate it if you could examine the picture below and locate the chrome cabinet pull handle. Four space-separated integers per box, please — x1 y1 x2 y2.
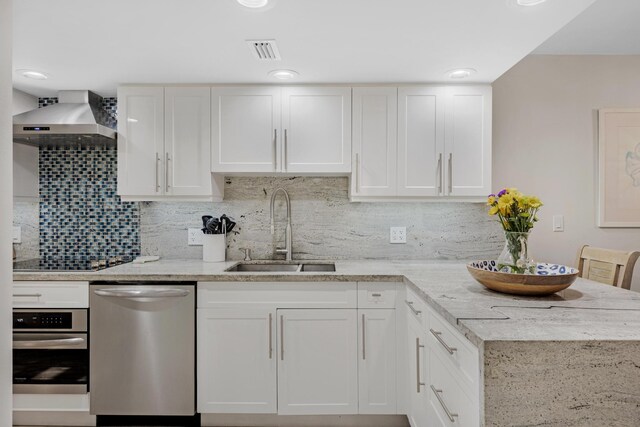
355 153 360 193
280 315 284 361
273 129 278 172
362 313 366 360
155 152 160 192
268 313 273 359
165 152 171 192
284 129 288 172
405 300 422 316
13 293 42 298
437 153 443 195
430 328 457 354
416 338 425 393
94 289 189 298
448 153 453 195
431 385 459 422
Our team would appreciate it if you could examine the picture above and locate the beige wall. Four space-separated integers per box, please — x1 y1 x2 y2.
493 55 640 292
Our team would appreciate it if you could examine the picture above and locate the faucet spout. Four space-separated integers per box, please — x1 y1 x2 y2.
270 188 293 261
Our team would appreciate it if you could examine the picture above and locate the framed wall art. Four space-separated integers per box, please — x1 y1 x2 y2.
598 108 640 227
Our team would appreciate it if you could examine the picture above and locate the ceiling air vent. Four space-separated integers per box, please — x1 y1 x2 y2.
246 40 281 61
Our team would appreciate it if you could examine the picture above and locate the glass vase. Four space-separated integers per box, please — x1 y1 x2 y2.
497 231 534 274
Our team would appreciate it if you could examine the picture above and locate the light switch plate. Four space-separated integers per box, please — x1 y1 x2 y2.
390 226 407 244
12 226 21 243
553 215 564 232
188 228 204 246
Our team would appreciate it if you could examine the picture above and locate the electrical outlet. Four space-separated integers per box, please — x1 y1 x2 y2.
553 215 564 232
188 228 204 246
12 226 21 243
390 226 407 244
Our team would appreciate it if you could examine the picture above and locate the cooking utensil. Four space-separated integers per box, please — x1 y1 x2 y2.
220 214 236 233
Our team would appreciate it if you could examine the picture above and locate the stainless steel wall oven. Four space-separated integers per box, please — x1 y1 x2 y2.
13 309 89 394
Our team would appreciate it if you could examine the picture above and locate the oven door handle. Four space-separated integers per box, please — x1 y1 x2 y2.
93 288 190 299
13 337 85 349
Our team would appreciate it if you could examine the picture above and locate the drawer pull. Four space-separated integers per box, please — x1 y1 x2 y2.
13 293 42 298
371 293 382 297
362 313 366 360
416 338 425 393
431 385 459 422
405 300 422 316
430 328 457 354
268 312 273 359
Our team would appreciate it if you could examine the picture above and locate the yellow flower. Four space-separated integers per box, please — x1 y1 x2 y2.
497 200 511 215
487 196 496 205
529 196 542 208
488 206 499 215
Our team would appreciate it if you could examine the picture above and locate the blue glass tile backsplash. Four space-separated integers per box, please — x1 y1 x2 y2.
38 97 141 259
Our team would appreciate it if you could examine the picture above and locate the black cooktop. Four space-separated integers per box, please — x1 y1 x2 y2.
13 256 133 272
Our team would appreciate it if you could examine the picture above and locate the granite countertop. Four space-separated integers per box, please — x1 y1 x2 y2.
14 259 640 346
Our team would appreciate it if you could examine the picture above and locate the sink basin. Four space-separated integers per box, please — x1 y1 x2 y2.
299 263 336 272
225 262 336 273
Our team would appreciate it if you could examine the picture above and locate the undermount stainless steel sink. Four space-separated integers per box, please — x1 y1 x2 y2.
225 262 336 273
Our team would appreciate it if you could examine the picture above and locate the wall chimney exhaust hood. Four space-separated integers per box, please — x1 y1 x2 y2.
13 90 116 146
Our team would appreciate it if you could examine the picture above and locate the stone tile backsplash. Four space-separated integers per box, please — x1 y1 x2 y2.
141 177 503 261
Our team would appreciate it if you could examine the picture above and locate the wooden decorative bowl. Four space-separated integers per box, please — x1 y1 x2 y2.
467 260 579 296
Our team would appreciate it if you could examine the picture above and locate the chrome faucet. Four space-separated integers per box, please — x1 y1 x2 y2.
270 187 293 261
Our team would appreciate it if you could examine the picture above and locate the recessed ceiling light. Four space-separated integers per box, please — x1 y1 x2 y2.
269 69 299 80
17 69 48 80
237 0 269 8
446 68 477 79
516 0 547 6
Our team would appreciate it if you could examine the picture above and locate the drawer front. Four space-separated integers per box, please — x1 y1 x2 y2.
357 282 397 309
197 282 357 309
428 350 479 427
12 281 89 308
404 286 426 327
427 309 479 390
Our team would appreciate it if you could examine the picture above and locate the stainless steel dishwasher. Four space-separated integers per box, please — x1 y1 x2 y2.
89 282 195 416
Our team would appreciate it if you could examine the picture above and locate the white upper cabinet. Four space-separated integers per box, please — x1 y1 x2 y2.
352 88 397 197
445 86 492 197
361 85 492 201
211 87 281 173
118 86 221 201
281 87 352 174
211 86 350 175
165 87 212 197
397 87 446 197
117 86 164 197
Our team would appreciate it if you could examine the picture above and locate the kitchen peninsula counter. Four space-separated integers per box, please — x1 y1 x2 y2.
14 259 640 425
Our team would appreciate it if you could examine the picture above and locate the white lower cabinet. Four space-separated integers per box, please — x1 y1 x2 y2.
197 308 276 414
277 309 358 415
358 309 397 414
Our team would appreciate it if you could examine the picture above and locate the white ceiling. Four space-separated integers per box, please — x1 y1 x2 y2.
13 0 596 97
535 0 640 55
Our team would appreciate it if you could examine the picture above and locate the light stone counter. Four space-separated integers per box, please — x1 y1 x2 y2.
14 259 640 345
14 259 640 426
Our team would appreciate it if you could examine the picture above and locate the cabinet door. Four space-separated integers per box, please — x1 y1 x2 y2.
117 87 164 196
197 308 277 414
444 86 492 197
352 88 397 197
211 87 281 173
282 87 351 174
358 309 397 414
398 87 446 197
407 312 428 427
165 87 211 196
277 309 358 415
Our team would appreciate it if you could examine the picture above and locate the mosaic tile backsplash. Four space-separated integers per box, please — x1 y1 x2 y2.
38 97 141 259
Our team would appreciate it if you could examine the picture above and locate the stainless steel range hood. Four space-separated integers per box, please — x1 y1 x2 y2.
13 90 117 146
